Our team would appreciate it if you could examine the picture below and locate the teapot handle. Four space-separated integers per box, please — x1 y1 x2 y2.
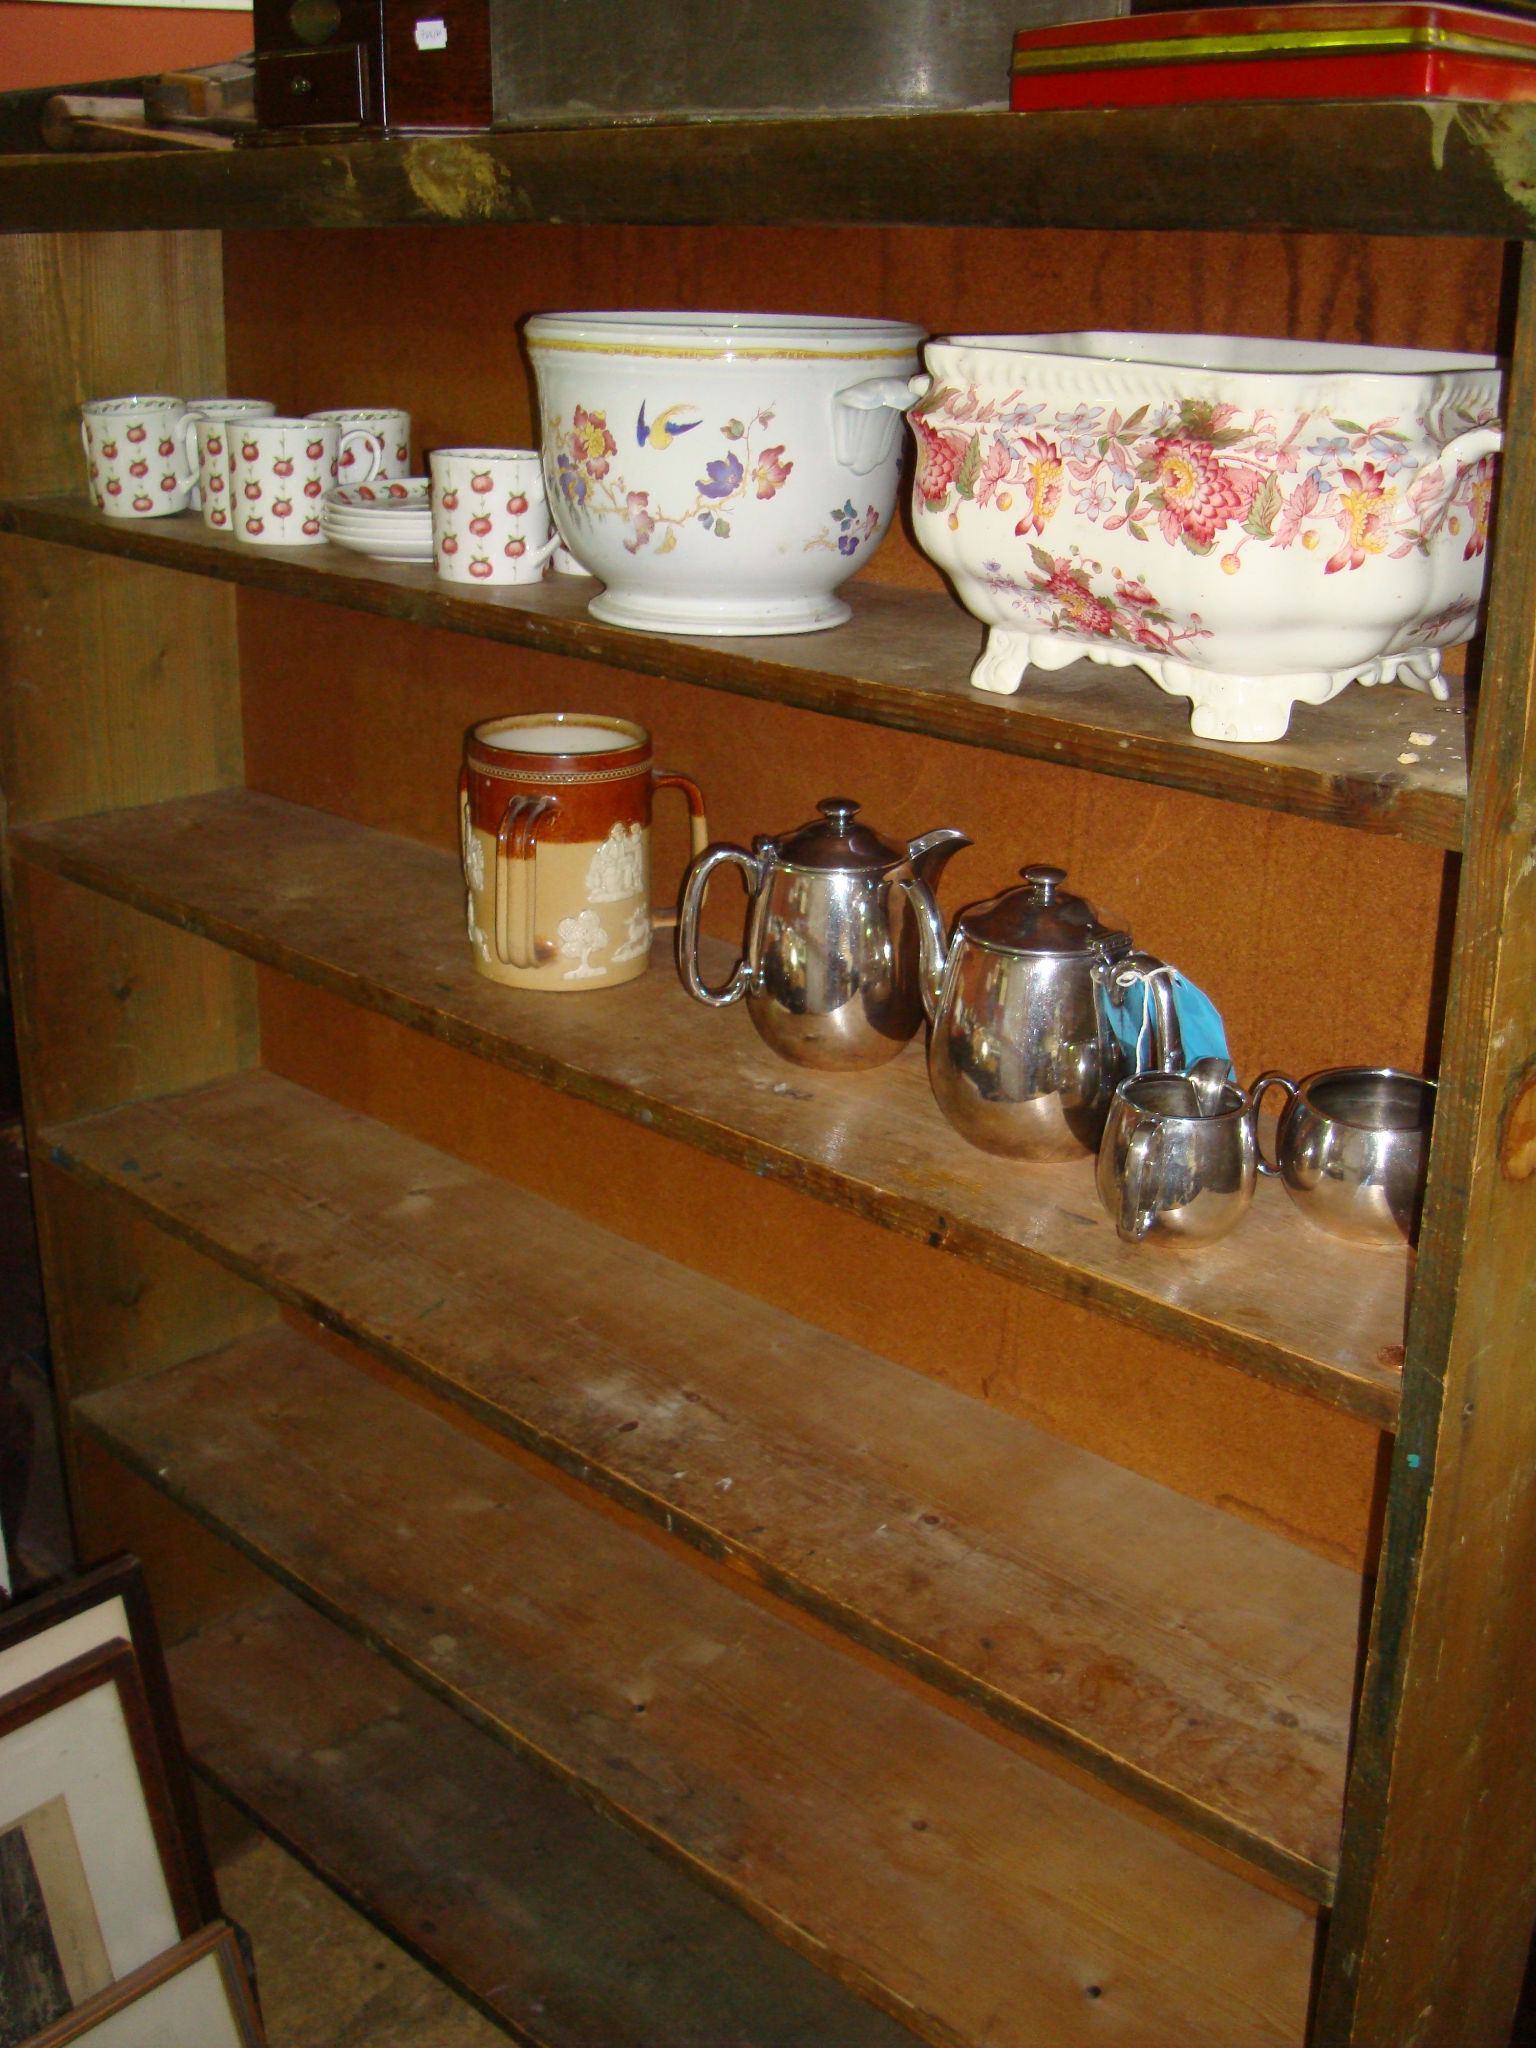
677 843 763 1007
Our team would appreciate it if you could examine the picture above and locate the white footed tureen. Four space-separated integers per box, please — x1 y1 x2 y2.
902 331 1503 743
526 311 925 636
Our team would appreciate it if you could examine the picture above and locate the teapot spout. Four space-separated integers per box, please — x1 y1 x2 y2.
906 825 971 888
898 829 968 1022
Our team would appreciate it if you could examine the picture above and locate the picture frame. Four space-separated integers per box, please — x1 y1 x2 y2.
24 1923 263 2047
0 1556 216 1921
0 1639 203 2048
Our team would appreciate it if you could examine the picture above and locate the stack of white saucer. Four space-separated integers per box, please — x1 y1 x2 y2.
321 478 434 562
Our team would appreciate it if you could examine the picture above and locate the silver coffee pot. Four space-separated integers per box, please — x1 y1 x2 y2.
901 862 1181 1160
677 799 970 1070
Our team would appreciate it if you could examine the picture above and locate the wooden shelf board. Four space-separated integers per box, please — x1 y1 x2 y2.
0 499 1467 848
79 1324 1317 2047
21 789 1410 1427
171 1588 921 2048
47 1066 1358 1899
0 105 1533 239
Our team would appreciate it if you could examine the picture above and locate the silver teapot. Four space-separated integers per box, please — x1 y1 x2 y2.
677 798 969 1070
901 862 1181 1160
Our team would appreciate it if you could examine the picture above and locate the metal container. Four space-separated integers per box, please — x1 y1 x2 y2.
1097 1072 1257 1248
1250 1066 1435 1247
902 862 1179 1161
490 0 1127 126
677 798 968 1071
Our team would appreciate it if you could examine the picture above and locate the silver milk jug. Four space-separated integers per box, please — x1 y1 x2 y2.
677 798 970 1070
901 861 1180 1160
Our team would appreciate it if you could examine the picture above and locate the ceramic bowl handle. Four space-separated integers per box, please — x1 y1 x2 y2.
833 376 920 475
494 793 556 967
1248 1070 1298 1176
677 843 760 1006
1423 426 1503 498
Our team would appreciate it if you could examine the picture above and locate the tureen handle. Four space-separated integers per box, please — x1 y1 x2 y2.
833 375 923 475
1421 425 1503 497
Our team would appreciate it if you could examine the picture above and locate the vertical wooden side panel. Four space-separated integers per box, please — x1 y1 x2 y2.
1313 250 1536 2046
0 230 240 826
0 228 254 1589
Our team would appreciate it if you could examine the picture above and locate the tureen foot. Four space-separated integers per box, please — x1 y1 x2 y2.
969 624 1088 694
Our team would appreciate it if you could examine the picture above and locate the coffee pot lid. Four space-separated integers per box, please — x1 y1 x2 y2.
770 799 904 873
956 864 1130 956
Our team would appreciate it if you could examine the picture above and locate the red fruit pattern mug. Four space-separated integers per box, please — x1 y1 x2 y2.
188 400 276 531
431 448 558 586
229 418 339 546
81 396 194 519
307 407 411 484
460 713 707 991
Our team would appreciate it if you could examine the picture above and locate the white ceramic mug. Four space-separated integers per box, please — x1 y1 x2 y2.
430 448 558 585
307 407 411 485
229 417 339 546
81 396 194 518
185 400 276 527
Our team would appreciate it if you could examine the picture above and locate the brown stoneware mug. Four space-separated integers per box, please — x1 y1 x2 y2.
460 713 707 992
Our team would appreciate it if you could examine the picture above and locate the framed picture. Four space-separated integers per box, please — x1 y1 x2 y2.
25 1923 263 2047
0 1557 216 1922
0 1640 202 2048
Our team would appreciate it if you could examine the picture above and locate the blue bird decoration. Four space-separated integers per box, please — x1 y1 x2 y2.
637 401 703 449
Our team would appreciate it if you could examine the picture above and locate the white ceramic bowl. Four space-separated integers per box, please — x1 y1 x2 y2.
526 311 926 635
907 331 1503 742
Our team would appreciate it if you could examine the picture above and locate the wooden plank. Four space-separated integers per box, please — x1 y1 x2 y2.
171 1588 924 2048
0 228 252 1609
77 1323 1318 2048
21 791 1410 1426
0 499 1468 847
43 1064 1360 1897
0 105 1533 239
1310 245 1536 2044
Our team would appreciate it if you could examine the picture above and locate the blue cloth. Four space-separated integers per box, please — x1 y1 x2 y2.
1101 967 1231 1077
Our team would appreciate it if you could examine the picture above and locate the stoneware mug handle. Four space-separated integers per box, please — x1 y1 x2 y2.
494 793 557 967
79 420 98 505
1248 1070 1298 1177
340 426 382 485
676 842 760 1005
648 772 709 932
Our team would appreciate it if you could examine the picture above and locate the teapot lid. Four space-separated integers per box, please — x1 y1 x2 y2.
770 798 904 873
956 864 1131 956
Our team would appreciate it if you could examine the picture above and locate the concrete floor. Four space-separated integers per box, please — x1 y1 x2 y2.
203 1792 506 2047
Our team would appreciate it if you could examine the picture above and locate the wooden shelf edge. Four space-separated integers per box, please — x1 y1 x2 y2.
0 104 1532 240
172 1590 919 2048
45 1071 1353 1902
17 796 1407 1432
79 1402 942 2047
0 498 1466 850
75 1332 1319 2048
